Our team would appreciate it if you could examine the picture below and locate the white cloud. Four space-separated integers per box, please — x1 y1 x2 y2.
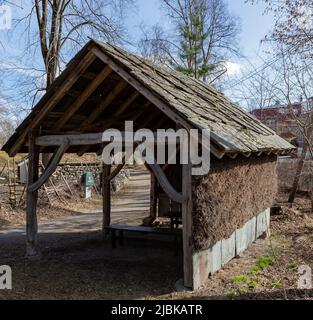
225 61 241 76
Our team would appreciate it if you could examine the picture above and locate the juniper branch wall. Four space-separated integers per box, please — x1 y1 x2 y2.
191 155 277 289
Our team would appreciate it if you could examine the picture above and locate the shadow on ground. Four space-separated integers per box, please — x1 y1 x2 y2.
0 230 182 299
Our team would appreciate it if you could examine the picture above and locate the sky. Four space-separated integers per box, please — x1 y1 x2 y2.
125 0 276 72
0 0 277 113
1 0 276 66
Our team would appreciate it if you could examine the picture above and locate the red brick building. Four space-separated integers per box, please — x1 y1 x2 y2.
251 102 303 146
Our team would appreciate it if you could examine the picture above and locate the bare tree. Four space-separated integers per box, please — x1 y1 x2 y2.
139 0 240 83
0 103 15 147
139 25 175 65
229 66 280 112
249 0 313 56
247 0 313 205
32 0 136 89
0 0 135 100
0 0 135 163
276 50 313 206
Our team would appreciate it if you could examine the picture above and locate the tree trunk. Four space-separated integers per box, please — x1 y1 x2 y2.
288 145 307 204
310 162 313 212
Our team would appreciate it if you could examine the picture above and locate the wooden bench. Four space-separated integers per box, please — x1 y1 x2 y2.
163 211 182 229
104 224 182 253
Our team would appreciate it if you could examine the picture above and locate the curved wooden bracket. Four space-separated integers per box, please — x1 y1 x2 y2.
109 162 125 181
28 139 70 192
146 162 184 204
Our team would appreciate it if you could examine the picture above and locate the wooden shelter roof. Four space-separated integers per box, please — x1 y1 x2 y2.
2 39 294 158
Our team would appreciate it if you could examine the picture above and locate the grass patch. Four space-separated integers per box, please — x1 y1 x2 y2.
248 281 258 289
226 291 237 299
288 262 298 270
229 274 261 293
270 281 283 288
237 287 248 295
230 275 250 284
249 256 275 275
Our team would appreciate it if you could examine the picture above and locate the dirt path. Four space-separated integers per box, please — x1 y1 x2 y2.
0 167 184 300
0 167 150 237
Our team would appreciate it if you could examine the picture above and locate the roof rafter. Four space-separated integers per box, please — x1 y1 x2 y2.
91 47 193 131
80 80 128 131
55 65 113 131
83 91 140 132
76 103 154 156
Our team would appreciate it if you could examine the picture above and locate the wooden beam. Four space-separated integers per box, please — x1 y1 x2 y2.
67 89 102 103
55 66 113 130
150 173 158 221
153 116 172 131
227 152 238 159
36 133 103 146
75 106 160 157
85 92 140 130
135 108 160 129
9 51 96 156
109 162 125 181
81 80 128 130
162 144 181 171
182 153 193 289
36 132 181 147
28 139 70 192
45 112 87 122
76 102 151 156
243 152 252 158
107 146 136 181
210 143 226 159
81 70 98 80
144 162 153 173
92 47 193 130
102 163 111 237
26 131 40 257
112 91 140 119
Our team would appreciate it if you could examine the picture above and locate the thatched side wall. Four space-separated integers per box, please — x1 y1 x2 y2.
192 155 277 251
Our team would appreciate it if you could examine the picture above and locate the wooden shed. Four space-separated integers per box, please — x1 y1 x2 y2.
1 40 294 289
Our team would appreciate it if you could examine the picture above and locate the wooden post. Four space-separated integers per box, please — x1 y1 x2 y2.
149 173 158 222
102 163 111 237
182 160 193 288
26 131 40 257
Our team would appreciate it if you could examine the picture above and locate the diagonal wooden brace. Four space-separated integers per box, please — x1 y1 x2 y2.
146 162 184 204
28 139 70 192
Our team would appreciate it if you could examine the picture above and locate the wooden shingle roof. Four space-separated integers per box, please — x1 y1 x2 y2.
95 40 293 156
2 39 294 158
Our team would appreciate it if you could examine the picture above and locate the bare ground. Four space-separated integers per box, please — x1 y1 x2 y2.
1 168 313 299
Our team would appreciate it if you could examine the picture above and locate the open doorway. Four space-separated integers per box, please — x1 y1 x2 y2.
106 160 183 253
